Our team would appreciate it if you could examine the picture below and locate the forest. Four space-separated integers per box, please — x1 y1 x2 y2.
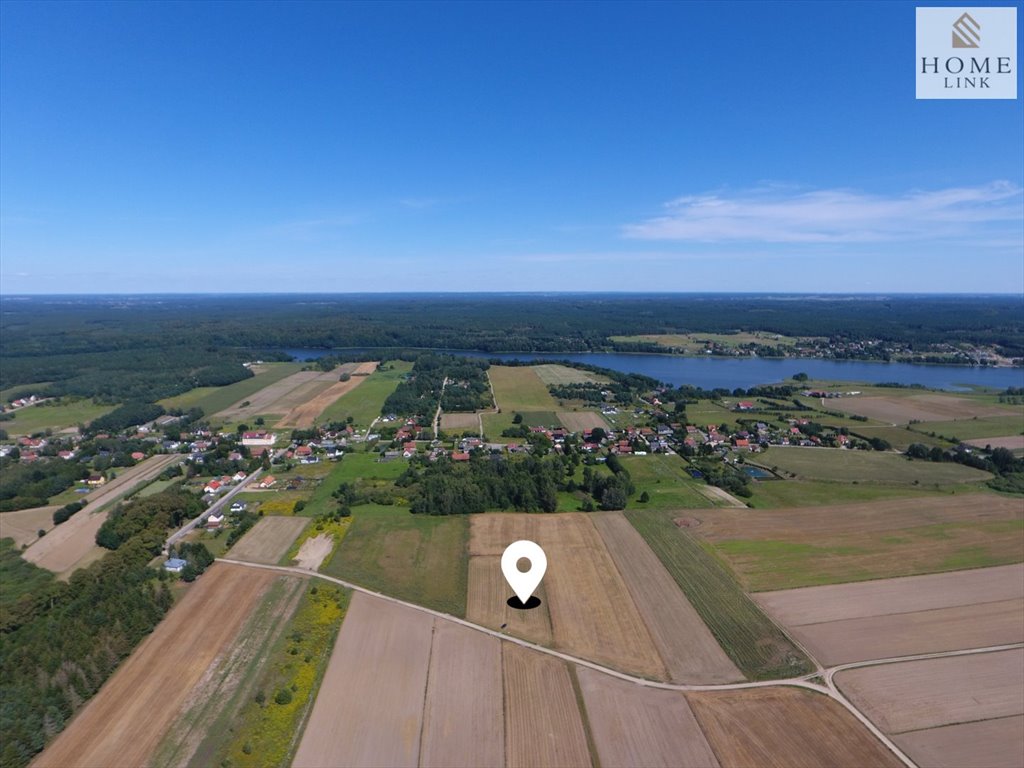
2 294 1021 405
381 354 492 418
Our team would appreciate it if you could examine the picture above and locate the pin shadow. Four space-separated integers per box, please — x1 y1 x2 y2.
507 595 542 610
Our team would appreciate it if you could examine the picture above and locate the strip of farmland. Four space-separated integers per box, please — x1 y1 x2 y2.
276 361 379 428
419 620 504 768
22 453 181 575
576 667 720 768
32 563 275 768
227 515 310 564
291 592 433 768
895 716 1024 768
591 511 741 683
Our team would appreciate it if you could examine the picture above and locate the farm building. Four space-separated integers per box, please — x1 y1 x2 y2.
241 431 277 447
164 558 187 573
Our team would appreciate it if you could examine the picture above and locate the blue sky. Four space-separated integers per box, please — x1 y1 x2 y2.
1 0 1021 294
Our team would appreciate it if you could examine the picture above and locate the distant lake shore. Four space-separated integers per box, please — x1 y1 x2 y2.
275 348 1024 392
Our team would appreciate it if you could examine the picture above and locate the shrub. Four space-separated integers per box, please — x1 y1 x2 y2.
274 688 293 705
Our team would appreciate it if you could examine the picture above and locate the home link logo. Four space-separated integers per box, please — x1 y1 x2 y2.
951 12 980 48
916 7 1017 99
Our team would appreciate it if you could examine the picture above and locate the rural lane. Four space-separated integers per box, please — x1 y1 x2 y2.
219 557 1023 768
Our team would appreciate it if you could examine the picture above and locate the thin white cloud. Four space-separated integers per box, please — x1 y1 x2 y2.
623 182 1023 243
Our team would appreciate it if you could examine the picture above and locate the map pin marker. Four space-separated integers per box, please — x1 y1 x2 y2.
501 540 547 608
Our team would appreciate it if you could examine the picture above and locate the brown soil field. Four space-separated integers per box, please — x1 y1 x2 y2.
966 434 1024 450
22 454 181 574
419 619 504 768
786 599 1023 665
277 362 379 428
532 364 607 385
292 592 433 768
214 369 332 420
895 715 1024 768
756 563 1024 625
837 649 1024 734
228 515 309 564
293 532 333 570
835 394 1018 424
502 642 592 768
33 564 275 768
688 687 902 768
1 505 59 546
591 512 741 683
470 513 665 678
695 494 1023 541
466 555 554 645
440 412 481 431
556 410 610 432
576 667 720 768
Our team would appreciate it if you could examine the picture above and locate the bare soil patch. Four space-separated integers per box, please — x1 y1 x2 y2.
591 512 741 683
1 505 59 547
576 667 719 768
470 513 665 678
293 533 332 570
838 649 1024 733
966 434 1024 451
214 370 329 420
556 410 610 432
277 362 379 428
33 564 274 768
532 364 607 385
466 555 553 645
23 454 181 575
503 642 592 768
292 592 433 768
836 394 1018 424
229 515 309 564
440 412 480 431
895 715 1024 768
420 620 504 768
688 687 902 768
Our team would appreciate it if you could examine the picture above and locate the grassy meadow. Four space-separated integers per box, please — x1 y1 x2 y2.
318 360 413 427
4 398 116 435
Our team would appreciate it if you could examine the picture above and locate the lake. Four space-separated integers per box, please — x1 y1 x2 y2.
278 348 1024 392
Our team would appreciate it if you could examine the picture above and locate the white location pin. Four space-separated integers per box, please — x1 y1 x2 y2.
501 540 547 605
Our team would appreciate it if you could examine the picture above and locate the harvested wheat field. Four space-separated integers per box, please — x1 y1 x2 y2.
687 687 902 768
33 564 274 768
23 454 181 575
214 369 336 421
576 667 719 768
420 620 504 768
466 555 553 645
0 505 59 547
557 410 610 432
836 394 1018 424
837 649 1024 734
440 412 481 431
503 642 592 768
532 364 607 385
277 362 379 428
755 564 1024 664
469 513 665 678
228 515 309 564
895 716 1024 768
292 592 433 768
591 512 740 683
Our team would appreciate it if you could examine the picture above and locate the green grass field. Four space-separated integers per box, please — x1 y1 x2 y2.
159 363 305 417
618 454 714 511
710 515 1024 592
610 332 802 353
624 508 812 680
743 479 972 508
911 415 1024 442
4 398 116 435
324 504 468 616
531 364 608 385
846 425 952 450
488 365 560 411
317 361 413 427
762 446 992 485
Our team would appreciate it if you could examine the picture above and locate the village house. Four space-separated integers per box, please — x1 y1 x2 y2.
241 430 277 447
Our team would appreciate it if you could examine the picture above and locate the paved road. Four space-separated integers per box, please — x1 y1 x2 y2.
218 557 1023 768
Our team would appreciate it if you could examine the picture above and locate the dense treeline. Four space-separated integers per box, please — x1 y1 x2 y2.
95 489 203 551
2 295 1020 400
0 490 201 768
382 354 491 418
0 459 89 512
86 402 165 435
407 455 567 514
